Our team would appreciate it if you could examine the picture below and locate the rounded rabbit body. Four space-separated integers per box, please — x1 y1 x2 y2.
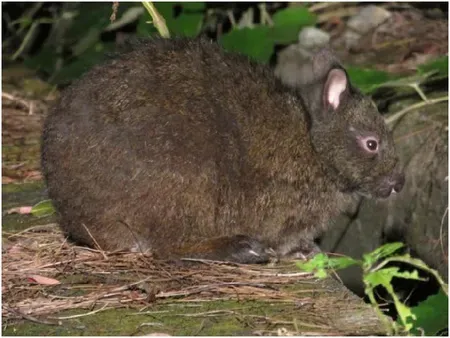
41 38 404 263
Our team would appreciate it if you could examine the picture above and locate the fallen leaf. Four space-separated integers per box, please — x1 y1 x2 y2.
6 243 23 254
4 206 33 215
2 176 16 184
24 170 42 180
27 275 61 285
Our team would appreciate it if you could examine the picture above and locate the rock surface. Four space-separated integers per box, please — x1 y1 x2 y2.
343 5 392 48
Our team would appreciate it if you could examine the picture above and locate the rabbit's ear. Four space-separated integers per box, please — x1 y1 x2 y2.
323 68 348 111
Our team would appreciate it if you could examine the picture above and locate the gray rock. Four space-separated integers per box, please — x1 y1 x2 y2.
342 30 362 49
274 44 311 88
275 27 330 88
298 26 331 50
347 5 391 34
343 5 391 48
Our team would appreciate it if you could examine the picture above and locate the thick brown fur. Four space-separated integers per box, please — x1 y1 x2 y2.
41 37 404 263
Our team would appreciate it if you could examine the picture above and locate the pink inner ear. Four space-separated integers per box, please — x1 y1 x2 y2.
325 69 347 110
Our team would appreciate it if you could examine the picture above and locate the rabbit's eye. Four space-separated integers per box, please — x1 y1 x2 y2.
366 139 378 151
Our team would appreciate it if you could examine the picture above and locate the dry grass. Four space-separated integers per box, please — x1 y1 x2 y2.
2 224 316 322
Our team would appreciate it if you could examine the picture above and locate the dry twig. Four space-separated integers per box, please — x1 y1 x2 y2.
2 224 315 321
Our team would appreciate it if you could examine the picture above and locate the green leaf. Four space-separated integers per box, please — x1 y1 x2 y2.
269 25 303 45
365 266 425 290
365 266 429 332
418 56 448 78
362 242 404 267
50 42 114 85
219 26 274 63
391 269 425 281
296 253 359 278
169 13 203 37
136 12 158 36
72 27 104 57
296 253 329 279
346 66 398 94
65 3 111 44
31 200 56 218
24 45 60 76
376 71 438 92
145 2 203 37
138 2 205 37
315 269 328 279
365 268 396 288
181 2 205 11
25 3 114 77
365 267 418 331
329 256 359 269
407 290 448 336
297 252 327 271
396 301 417 332
154 2 176 20
384 255 448 296
347 57 447 94
270 6 316 45
272 6 316 29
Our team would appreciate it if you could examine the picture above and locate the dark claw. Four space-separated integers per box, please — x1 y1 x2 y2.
284 241 322 261
225 235 276 264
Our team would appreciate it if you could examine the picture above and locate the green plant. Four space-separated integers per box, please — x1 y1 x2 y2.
297 243 448 335
20 2 137 85
30 199 55 218
218 5 316 63
138 2 316 64
7 2 448 96
139 2 205 38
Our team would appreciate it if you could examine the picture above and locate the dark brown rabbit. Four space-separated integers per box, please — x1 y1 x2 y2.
41 38 404 263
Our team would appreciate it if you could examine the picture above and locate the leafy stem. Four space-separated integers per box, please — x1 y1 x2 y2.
297 242 448 335
385 95 448 125
141 1 170 38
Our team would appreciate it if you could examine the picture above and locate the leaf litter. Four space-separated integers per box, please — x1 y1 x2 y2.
2 223 319 323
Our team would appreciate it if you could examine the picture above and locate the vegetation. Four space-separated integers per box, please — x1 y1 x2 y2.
2 2 447 88
297 243 448 335
3 2 448 336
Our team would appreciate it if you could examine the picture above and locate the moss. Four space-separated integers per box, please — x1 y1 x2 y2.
2 285 385 336
3 300 274 336
2 181 45 196
2 181 56 232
